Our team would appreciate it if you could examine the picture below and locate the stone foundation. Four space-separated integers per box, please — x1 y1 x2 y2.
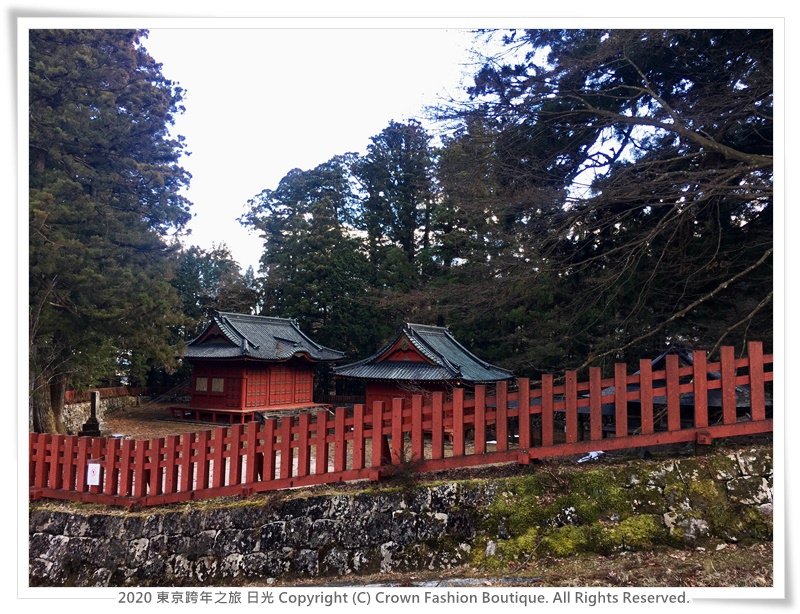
29 445 773 586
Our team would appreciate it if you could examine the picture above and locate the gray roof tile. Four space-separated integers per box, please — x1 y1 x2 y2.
334 323 513 383
184 312 344 362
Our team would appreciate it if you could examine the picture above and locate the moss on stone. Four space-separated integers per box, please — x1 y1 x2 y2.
607 515 667 551
482 468 638 541
496 527 539 560
707 454 742 481
481 475 551 536
736 507 773 540
686 478 734 535
539 525 588 557
568 469 632 522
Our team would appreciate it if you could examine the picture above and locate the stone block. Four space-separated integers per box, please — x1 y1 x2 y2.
321 547 350 576
309 519 340 548
29 511 67 535
726 476 772 506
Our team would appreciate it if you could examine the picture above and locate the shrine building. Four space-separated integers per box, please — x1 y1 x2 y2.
333 323 513 409
178 312 344 423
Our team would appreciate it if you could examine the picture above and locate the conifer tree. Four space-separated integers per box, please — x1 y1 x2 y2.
29 29 192 432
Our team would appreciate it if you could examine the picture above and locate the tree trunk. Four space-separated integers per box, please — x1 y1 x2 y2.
30 371 67 434
49 372 68 434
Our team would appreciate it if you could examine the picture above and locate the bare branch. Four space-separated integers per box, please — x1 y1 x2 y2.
574 247 773 371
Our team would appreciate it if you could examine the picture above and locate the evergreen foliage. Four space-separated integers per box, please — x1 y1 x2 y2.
29 29 192 432
244 29 772 374
29 28 773 434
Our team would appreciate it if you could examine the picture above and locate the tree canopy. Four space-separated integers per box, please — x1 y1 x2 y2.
241 155 388 356
29 28 773 434
244 29 772 374
29 29 192 432
447 29 773 368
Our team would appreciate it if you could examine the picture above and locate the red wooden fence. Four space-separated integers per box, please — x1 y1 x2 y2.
31 342 773 508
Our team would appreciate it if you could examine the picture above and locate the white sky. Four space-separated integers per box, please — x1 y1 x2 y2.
142 28 481 273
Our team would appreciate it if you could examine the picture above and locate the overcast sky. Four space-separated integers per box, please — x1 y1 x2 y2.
142 28 481 272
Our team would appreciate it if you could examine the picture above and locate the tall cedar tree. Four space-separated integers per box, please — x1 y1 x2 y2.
241 156 388 358
433 29 773 371
29 30 191 432
354 120 436 277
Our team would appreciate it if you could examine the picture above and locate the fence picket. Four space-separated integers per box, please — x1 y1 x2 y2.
589 368 603 441
315 410 328 475
565 370 578 444
721 346 737 424
229 425 244 485
452 388 465 457
748 341 766 421
30 434 41 488
542 374 554 447
474 385 486 455
371 401 385 468
63 435 76 492
353 404 365 470
693 350 709 429
411 396 423 462
48 436 62 490
211 428 225 488
614 363 628 438
104 437 119 496
431 392 444 459
639 360 654 434
90 438 104 494
261 419 276 481
518 378 531 449
196 431 210 490
75 437 89 492
179 433 193 492
666 354 681 432
334 407 347 472
132 440 147 498
496 381 508 452
244 422 258 484
119 439 133 496
149 438 163 496
391 399 404 465
297 414 311 477
279 418 292 480
164 435 179 494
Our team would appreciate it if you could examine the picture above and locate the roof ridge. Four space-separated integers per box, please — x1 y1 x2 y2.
218 311 294 323
405 325 460 377
217 314 261 349
407 322 448 331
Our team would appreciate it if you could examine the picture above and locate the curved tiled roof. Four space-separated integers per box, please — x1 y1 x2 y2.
334 323 513 383
184 312 344 362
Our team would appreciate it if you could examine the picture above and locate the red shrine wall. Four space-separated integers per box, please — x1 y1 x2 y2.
377 337 428 363
190 361 314 411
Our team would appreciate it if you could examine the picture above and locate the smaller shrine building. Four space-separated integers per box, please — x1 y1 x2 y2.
178 312 344 422
334 323 513 409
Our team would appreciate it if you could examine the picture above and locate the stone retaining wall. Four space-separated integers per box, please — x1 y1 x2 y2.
29 446 773 586
61 395 140 435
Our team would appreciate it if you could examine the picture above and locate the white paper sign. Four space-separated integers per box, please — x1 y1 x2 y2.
87 462 101 486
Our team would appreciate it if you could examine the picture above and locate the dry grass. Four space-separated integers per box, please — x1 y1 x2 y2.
272 542 774 588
